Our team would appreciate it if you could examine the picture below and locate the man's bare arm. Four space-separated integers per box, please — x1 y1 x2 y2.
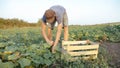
48 27 52 41
41 22 53 45
64 26 68 41
54 23 62 46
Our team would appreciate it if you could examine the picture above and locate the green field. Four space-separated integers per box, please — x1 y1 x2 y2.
0 23 120 68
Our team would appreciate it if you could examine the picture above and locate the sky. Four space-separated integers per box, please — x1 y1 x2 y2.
0 0 120 25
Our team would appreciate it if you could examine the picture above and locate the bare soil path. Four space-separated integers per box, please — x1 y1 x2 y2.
101 42 120 68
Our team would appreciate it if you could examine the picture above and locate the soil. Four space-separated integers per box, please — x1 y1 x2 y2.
101 42 120 68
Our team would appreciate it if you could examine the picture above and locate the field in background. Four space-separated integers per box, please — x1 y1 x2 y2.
0 23 120 68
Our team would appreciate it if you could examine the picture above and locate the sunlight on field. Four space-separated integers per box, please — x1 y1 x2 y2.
0 24 120 68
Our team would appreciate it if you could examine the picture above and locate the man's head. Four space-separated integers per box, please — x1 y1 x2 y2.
45 9 55 24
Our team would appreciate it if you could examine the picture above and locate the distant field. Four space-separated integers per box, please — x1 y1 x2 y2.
0 23 120 68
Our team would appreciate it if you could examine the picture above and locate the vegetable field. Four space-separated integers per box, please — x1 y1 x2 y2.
0 24 120 68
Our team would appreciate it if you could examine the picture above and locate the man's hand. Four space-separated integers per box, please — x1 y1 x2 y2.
48 41 54 46
49 41 55 53
49 41 54 46
51 45 56 53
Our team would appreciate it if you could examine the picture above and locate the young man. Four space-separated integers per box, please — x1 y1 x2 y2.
41 5 68 53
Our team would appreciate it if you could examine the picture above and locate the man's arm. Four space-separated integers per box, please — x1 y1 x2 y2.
54 23 62 46
48 27 52 41
64 26 68 41
41 22 53 45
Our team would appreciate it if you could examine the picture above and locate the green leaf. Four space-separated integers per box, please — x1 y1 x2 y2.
5 46 17 52
43 43 50 48
0 62 15 68
43 53 51 59
44 59 52 66
39 57 44 64
79 63 84 68
18 58 31 68
0 59 2 63
8 54 19 60
30 44 39 49
0 43 6 48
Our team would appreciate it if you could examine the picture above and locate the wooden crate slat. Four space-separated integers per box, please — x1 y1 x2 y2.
69 50 98 56
82 56 97 59
71 55 97 60
62 40 99 60
62 41 87 45
63 44 99 51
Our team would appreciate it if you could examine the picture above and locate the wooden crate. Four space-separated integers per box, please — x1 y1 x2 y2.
62 40 99 60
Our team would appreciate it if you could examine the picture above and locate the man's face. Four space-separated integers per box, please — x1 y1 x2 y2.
46 17 55 24
45 9 55 24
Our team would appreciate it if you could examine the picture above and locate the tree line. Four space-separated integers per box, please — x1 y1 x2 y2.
0 18 41 29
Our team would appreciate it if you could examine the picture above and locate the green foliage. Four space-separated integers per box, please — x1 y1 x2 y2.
69 24 120 42
18 58 31 68
0 23 119 68
104 25 120 42
0 61 15 68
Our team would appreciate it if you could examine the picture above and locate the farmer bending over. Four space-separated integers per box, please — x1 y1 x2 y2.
41 5 68 53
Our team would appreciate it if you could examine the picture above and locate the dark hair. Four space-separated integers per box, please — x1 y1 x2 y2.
45 9 55 19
